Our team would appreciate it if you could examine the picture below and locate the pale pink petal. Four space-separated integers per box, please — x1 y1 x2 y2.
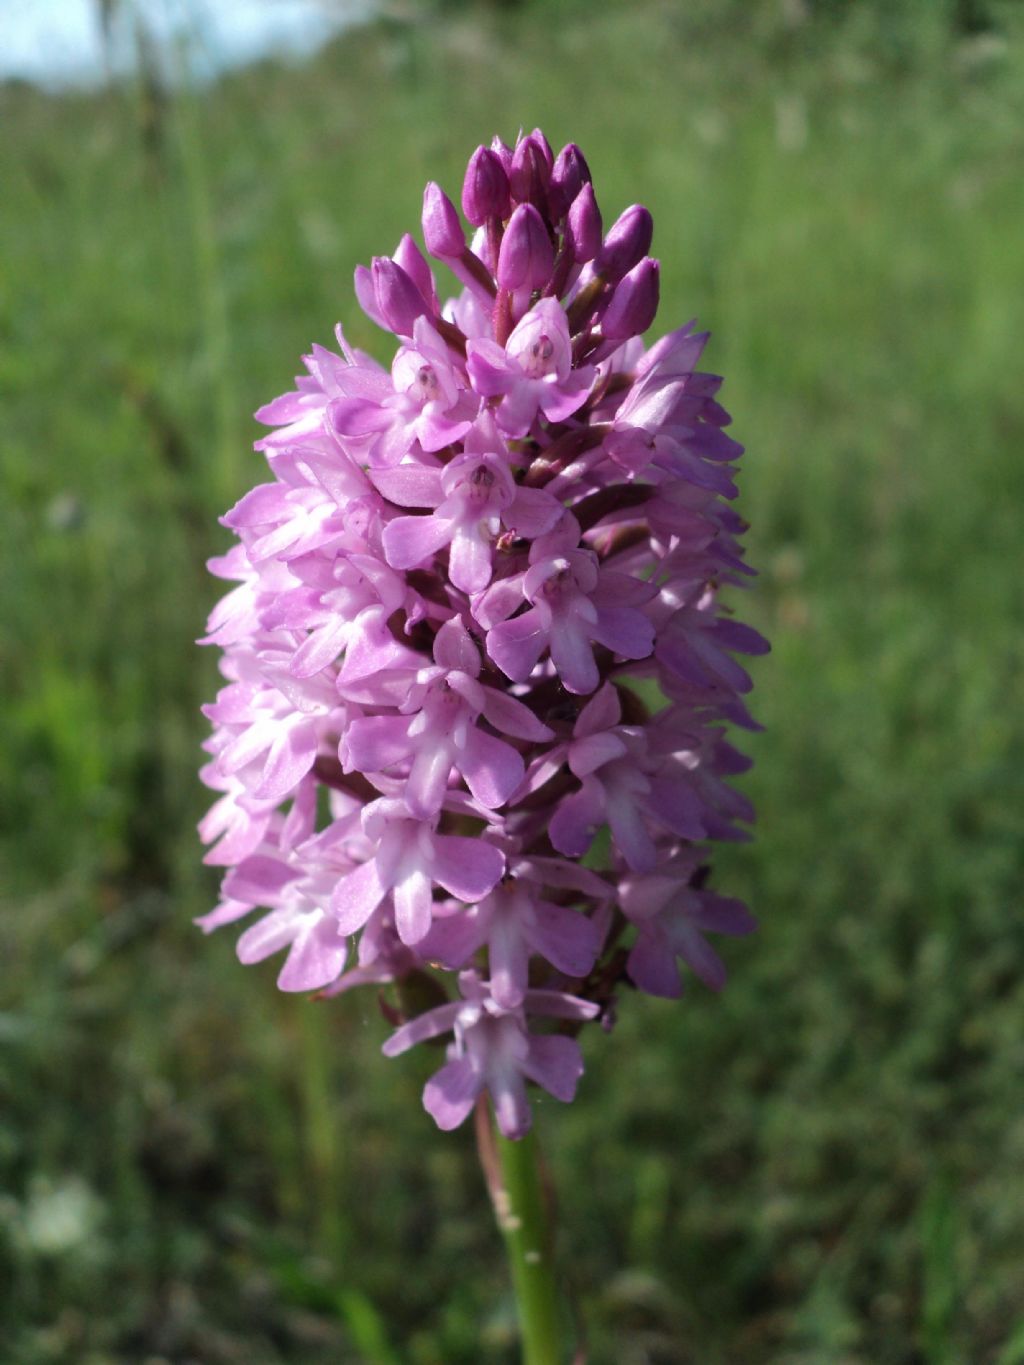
527 902 601 978
423 1057 482 1131
487 609 548 682
393 865 434 944
290 616 351 678
459 728 524 809
404 742 455 818
277 918 349 992
236 909 302 965
431 836 504 902
382 513 455 570
489 1067 532 1140
548 617 599 695
331 858 390 934
522 1034 585 1103
254 720 320 801
344 716 414 775
479 686 553 742
448 524 494 594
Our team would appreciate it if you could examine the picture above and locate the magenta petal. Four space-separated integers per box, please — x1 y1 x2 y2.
423 1057 482 1131
608 797 657 874
676 927 728 991
522 1033 584 1103
549 783 604 858
479 687 553 742
569 731 628 778
548 617 599 695
489 911 529 1010
487 610 548 682
331 858 389 934
528 901 601 978
459 728 524 809
506 485 561 539
432 836 504 902
627 926 684 998
591 605 655 661
574 681 621 737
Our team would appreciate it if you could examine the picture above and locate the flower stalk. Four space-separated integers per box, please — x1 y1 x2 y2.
477 1100 566 1365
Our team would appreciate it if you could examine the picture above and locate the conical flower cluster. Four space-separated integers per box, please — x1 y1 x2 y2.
198 131 767 1139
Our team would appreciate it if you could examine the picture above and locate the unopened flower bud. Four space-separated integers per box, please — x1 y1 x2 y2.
489 135 514 175
528 128 554 172
548 143 592 222
371 256 429 335
596 204 653 283
463 146 511 225
422 182 465 259
510 135 552 209
496 203 555 292
393 234 435 306
601 257 661 339
566 183 603 264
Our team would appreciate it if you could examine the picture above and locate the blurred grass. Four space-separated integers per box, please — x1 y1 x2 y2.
2 1 1023 1360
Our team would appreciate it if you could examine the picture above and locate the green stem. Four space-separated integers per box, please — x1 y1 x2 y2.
477 1103 567 1365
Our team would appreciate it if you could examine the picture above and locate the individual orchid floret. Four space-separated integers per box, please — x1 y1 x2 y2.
331 797 505 946
342 619 549 816
497 204 554 293
382 971 598 1138
620 859 758 998
330 316 477 466
422 854 608 1009
381 447 560 594
482 513 656 695
466 298 595 436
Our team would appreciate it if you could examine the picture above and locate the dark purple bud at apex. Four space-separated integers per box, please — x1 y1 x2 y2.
489 135 514 175
510 137 551 210
497 203 555 292
422 182 465 259
548 142 592 222
596 203 654 283
371 256 429 335
528 128 555 173
601 256 661 339
566 183 603 263
463 146 511 226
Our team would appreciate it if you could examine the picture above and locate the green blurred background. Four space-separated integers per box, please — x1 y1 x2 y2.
2 1 1023 1360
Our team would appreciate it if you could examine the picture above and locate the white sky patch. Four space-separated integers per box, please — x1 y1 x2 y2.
0 0 370 89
